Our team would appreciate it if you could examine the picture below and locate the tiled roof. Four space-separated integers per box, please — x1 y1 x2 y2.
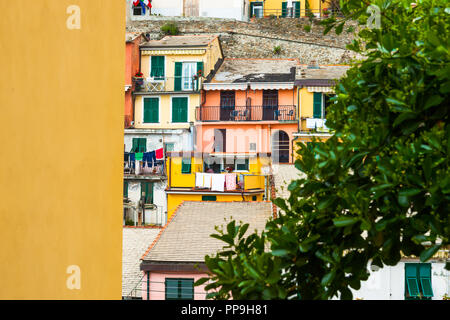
122 227 161 298
141 201 272 263
208 58 298 83
295 64 350 86
140 35 217 48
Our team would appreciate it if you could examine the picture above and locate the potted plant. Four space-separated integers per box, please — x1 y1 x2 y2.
133 71 144 90
322 8 330 18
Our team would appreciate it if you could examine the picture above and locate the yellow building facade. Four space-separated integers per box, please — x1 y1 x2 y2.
165 152 270 217
0 1 124 299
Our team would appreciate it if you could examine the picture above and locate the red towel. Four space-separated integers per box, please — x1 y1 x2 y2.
147 0 152 8
133 0 140 6
155 148 164 160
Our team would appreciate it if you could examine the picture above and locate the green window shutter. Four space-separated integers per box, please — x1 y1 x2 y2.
282 2 288 17
151 56 165 79
140 182 153 204
123 181 128 198
419 264 433 298
405 264 420 298
179 279 194 300
181 158 191 174
174 62 182 91
313 92 323 118
202 196 217 201
172 97 188 123
250 2 254 18
139 138 147 153
196 61 204 90
132 138 139 153
236 158 249 171
143 98 159 123
165 279 179 300
294 2 300 18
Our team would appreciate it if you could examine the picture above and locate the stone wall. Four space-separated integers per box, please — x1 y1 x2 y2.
127 16 361 64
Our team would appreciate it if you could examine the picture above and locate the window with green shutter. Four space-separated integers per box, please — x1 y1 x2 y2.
143 97 159 123
174 62 182 91
313 92 323 118
123 181 128 198
140 182 153 204
282 2 288 17
132 138 147 153
172 97 188 123
150 56 165 80
181 158 191 174
405 263 433 300
202 196 217 201
236 158 249 171
165 278 194 300
293 1 301 18
196 61 204 91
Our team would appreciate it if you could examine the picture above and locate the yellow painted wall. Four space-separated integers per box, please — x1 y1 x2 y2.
167 195 264 218
134 94 200 129
250 0 306 16
298 87 315 131
0 1 124 299
168 155 204 188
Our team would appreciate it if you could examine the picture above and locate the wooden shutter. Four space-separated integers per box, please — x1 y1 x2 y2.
405 264 420 298
202 196 217 201
282 2 288 17
151 56 165 79
196 61 204 90
181 158 191 174
179 279 194 299
123 181 128 198
172 97 188 123
174 62 182 91
143 98 159 123
139 138 147 153
294 2 301 18
313 92 323 118
132 138 139 153
165 279 179 300
419 264 433 298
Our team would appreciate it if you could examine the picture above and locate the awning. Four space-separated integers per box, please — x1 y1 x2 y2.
203 83 248 91
306 86 335 93
250 82 294 90
141 49 206 55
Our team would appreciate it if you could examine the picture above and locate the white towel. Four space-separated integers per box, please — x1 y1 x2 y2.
203 173 212 189
195 173 204 188
211 174 225 192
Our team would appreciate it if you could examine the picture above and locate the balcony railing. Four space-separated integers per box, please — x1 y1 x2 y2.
124 160 166 178
196 105 296 122
133 76 202 93
251 8 344 19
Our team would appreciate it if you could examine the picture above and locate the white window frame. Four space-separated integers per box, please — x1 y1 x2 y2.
181 62 197 91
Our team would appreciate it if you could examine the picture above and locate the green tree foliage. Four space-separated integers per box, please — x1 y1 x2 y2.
196 0 449 300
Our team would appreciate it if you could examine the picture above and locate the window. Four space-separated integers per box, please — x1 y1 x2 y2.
140 182 153 204
150 56 165 80
123 181 128 198
143 97 159 123
165 143 175 152
252 195 257 201
214 129 226 152
172 97 188 123
250 2 263 18
313 92 323 119
235 158 249 171
133 5 143 16
202 196 217 201
131 138 147 153
174 62 203 91
220 91 235 121
181 158 191 174
405 263 433 300
165 278 194 300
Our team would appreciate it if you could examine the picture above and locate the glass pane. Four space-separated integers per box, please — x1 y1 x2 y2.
182 63 197 90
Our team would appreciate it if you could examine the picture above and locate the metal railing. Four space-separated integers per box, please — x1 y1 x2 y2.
250 8 343 19
133 76 202 93
124 160 166 177
196 105 296 122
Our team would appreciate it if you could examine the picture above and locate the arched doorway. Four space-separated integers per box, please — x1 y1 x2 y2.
272 130 290 164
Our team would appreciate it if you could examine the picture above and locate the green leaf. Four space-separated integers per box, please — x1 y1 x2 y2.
271 249 289 257
399 188 421 197
333 217 359 227
420 244 442 262
321 270 336 287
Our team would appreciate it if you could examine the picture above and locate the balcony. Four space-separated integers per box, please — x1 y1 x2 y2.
305 118 329 132
193 172 266 192
196 105 296 122
124 160 166 180
133 76 201 93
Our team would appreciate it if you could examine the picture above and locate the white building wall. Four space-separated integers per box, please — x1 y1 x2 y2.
352 261 449 300
124 131 193 153
199 0 246 20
